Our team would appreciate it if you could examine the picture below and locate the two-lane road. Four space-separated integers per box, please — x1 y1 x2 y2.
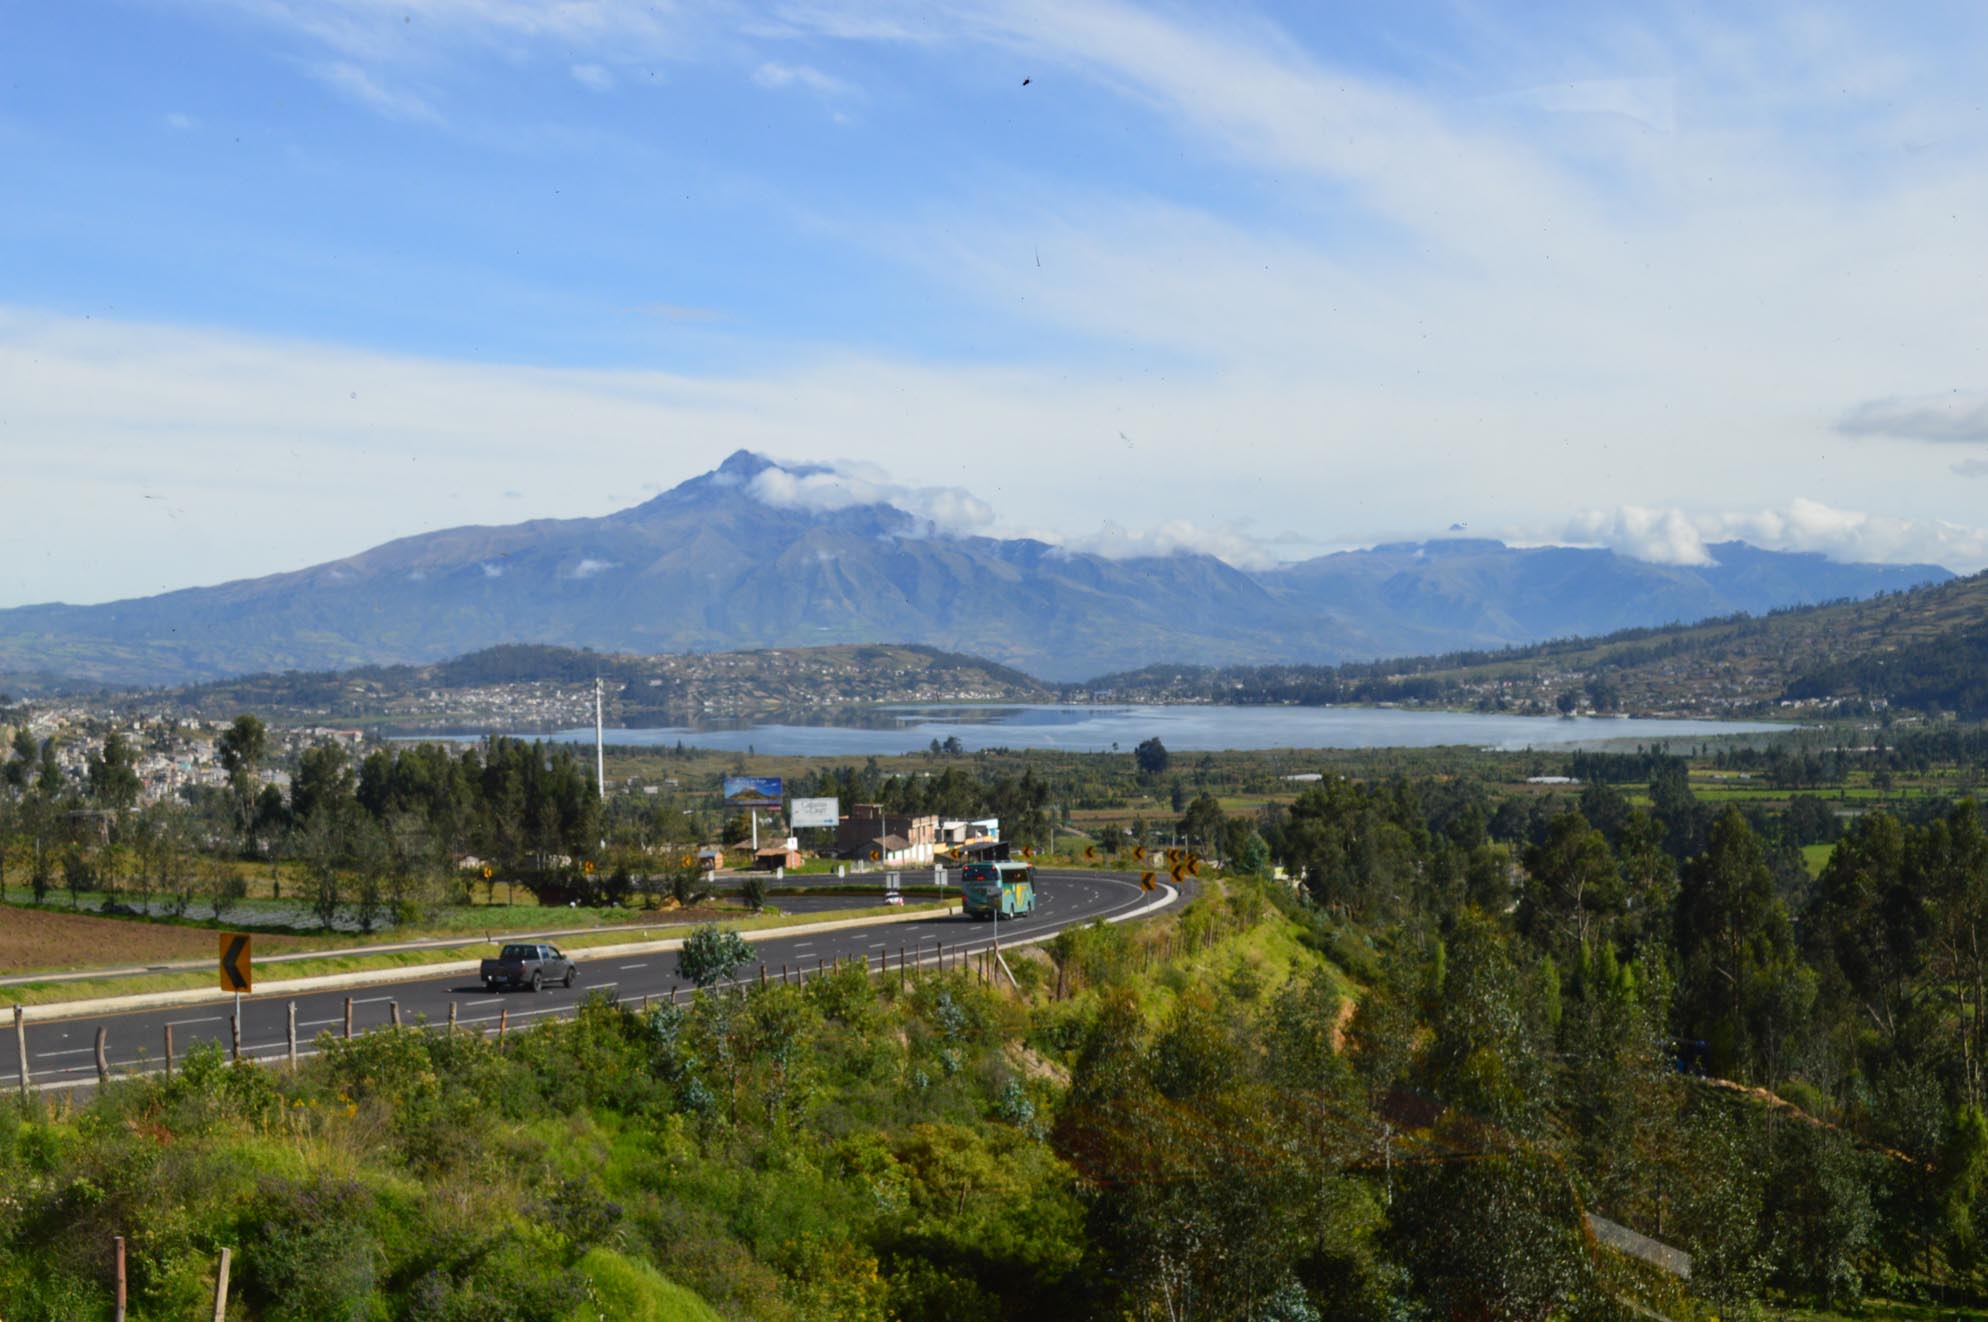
11 869 1187 1091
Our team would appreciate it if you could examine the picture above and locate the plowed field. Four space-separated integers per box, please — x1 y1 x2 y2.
0 907 309 975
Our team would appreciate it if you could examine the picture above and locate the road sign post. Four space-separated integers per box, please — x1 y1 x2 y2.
218 933 252 994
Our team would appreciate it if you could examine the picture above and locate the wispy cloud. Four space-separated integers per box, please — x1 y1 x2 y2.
1049 519 1278 569
164 111 198 131
570 63 615 92
312 61 440 122
1838 390 1988 442
751 61 855 97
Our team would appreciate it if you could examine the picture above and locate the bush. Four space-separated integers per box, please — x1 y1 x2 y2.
676 924 754 988
236 1174 380 1320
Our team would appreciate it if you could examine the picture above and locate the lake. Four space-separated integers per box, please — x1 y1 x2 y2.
533 704 1788 756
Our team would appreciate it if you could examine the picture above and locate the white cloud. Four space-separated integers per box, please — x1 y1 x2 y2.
751 61 855 96
1838 390 1988 442
164 112 198 131
1955 458 1988 479
1050 519 1277 568
1559 507 1716 566
745 461 993 534
1555 499 1988 571
480 562 504 578
568 557 617 578
570 63 614 92
311 61 440 122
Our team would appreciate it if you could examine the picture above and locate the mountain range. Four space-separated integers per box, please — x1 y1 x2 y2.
0 451 1954 688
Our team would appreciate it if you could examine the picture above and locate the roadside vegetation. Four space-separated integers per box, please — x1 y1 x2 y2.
15 711 1988 1312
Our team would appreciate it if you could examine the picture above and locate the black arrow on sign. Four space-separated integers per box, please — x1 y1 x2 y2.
220 934 251 993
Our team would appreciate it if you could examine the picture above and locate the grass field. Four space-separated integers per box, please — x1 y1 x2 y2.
1802 843 1836 878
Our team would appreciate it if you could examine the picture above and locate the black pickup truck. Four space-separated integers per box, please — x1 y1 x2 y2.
479 943 578 993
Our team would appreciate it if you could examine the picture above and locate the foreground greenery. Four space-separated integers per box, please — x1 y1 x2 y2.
21 714 1988 1314
6 840 1988 1318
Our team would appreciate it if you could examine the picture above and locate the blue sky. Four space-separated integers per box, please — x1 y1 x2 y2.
6 1 1988 605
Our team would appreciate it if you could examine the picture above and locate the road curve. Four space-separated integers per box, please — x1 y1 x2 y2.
10 869 1190 1092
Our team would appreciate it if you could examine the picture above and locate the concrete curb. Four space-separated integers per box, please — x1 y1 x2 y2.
18 902 961 1025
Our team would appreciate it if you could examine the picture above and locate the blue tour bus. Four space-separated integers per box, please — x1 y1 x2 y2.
961 860 1036 920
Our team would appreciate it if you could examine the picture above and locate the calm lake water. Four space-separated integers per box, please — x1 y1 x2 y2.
535 704 1788 756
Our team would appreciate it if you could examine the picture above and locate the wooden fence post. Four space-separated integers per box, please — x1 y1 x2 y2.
164 1023 174 1079
113 1234 127 1321
287 1001 298 1069
447 1002 458 1034
389 1001 402 1029
343 997 353 1040
13 1005 27 1098
498 1009 509 1042
95 1027 109 1085
212 1246 232 1321
759 964 766 990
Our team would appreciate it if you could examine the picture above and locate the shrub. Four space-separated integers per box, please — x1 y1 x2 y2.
677 924 753 988
236 1174 380 1320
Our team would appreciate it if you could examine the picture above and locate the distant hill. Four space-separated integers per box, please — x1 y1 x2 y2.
0 451 1954 686
97 642 1055 729
1091 570 1988 721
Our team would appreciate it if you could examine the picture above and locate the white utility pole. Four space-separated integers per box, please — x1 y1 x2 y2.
594 678 606 802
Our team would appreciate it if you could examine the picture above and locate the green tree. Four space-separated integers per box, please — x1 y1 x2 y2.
35 738 62 797
215 714 267 848
1675 807 1813 1080
1177 793 1226 854
1805 810 1921 1056
1133 737 1169 777
2 725 35 789
86 731 142 812
676 923 753 988
136 802 200 919
1519 810 1623 955
292 740 357 826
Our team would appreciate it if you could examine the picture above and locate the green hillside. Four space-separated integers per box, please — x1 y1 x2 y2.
1091 569 1988 720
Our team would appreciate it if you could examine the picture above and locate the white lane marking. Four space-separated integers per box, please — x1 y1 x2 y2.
34 1047 98 1059
465 998 504 1007
618 963 646 970
167 1016 224 1027
352 995 396 1004
298 1018 344 1028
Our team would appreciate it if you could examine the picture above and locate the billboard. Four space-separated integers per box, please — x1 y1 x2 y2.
722 776 784 808
789 797 840 829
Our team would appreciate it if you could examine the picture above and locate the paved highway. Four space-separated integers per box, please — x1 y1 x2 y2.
10 869 1185 1091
